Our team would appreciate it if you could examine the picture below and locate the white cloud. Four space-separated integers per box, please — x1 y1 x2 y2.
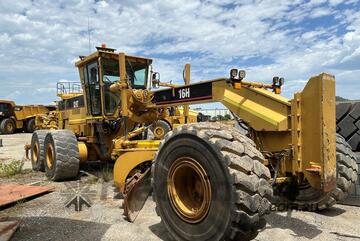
0 0 359 105
309 7 333 18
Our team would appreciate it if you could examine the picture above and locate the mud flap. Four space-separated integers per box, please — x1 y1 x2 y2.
123 168 152 222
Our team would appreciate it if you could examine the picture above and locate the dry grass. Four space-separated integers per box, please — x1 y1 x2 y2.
0 159 24 177
101 166 113 182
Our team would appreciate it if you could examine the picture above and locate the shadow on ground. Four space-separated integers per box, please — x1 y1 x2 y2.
149 222 169 241
266 211 322 239
317 206 346 217
12 216 111 241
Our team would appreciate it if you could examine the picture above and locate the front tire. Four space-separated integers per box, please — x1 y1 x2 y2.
0 118 15 134
152 123 273 241
44 130 80 181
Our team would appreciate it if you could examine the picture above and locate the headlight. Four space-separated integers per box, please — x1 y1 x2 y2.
238 70 246 80
279 77 285 86
273 76 279 85
230 69 238 79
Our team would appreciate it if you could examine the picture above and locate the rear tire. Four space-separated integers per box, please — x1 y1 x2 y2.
0 118 15 134
26 118 35 133
150 120 171 139
152 123 273 241
336 101 360 151
275 134 358 210
31 130 47 171
44 130 80 181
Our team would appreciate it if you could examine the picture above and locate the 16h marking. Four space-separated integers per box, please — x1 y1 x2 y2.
178 88 190 99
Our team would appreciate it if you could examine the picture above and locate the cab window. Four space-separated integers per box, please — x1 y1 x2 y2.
0 104 10 115
102 58 120 115
101 57 148 115
126 60 148 89
84 61 101 115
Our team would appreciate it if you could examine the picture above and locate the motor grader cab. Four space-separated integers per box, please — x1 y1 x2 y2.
29 46 358 241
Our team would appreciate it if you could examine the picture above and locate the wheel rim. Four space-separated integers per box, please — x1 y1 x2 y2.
46 144 54 169
154 126 165 138
32 143 39 163
167 157 211 223
6 122 13 132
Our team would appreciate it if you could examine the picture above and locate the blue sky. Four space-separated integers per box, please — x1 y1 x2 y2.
0 0 359 106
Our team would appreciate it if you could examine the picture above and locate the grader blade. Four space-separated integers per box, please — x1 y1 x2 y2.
123 168 152 222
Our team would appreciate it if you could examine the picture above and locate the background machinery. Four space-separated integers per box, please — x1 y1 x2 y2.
150 107 198 139
0 100 54 134
29 46 358 241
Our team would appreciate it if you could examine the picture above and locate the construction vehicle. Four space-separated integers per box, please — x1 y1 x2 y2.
29 46 358 240
150 107 198 139
0 100 54 134
34 81 197 139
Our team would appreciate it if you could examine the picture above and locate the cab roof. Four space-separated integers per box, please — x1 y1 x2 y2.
0 100 15 106
75 46 153 67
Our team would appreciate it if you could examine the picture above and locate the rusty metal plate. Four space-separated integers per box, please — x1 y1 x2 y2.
0 183 53 207
0 218 19 241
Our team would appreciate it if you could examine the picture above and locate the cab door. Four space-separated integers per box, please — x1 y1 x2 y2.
84 61 101 116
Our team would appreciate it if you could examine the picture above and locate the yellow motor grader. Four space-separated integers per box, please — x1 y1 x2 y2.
29 46 358 241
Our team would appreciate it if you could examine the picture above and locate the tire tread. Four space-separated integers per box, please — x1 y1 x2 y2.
151 122 273 240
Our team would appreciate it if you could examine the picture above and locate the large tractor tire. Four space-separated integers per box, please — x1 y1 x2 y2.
31 130 48 171
152 123 273 241
277 134 358 210
0 118 16 134
26 118 36 133
44 130 80 181
150 120 171 139
336 101 360 151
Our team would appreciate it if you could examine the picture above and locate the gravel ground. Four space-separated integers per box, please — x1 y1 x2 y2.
0 133 32 167
0 133 360 241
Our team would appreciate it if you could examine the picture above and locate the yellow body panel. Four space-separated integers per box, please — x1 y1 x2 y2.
212 80 290 131
78 142 88 162
114 150 156 193
14 105 51 121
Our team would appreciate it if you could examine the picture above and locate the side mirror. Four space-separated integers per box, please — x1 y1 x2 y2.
152 72 160 89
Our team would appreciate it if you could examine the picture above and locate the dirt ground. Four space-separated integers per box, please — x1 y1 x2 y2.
0 133 360 241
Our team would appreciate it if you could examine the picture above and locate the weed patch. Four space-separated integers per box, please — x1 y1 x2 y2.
0 160 24 177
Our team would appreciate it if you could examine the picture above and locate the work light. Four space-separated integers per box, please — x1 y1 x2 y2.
230 69 238 79
279 77 284 86
238 70 246 80
273 76 279 85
